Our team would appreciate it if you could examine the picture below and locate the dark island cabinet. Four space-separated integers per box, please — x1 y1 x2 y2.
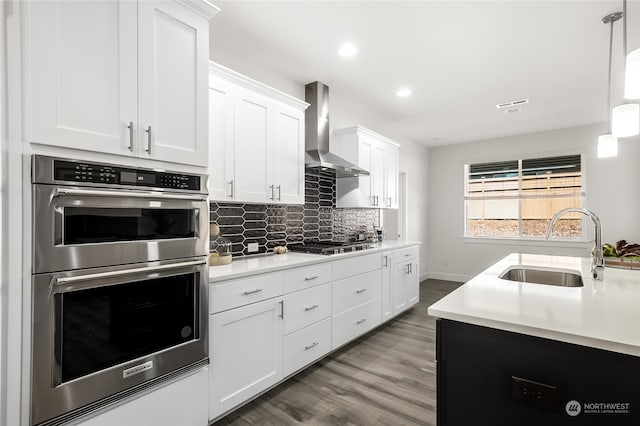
436 319 640 426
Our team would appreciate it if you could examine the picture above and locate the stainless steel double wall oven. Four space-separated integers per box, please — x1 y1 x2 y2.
31 156 209 425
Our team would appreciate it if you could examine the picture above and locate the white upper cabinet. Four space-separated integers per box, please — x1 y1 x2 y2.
25 0 218 166
273 105 305 204
209 62 308 204
332 126 400 209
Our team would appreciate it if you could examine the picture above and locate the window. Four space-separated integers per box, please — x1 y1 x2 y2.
464 155 584 239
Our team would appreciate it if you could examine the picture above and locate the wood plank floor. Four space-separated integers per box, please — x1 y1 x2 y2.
213 279 463 426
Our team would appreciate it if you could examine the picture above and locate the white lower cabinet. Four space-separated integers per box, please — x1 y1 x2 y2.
392 258 420 315
381 251 394 321
283 318 332 376
332 298 382 349
209 297 284 421
75 368 208 426
208 246 419 421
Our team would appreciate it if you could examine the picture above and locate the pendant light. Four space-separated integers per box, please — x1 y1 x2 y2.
612 0 640 137
624 0 640 99
598 12 622 158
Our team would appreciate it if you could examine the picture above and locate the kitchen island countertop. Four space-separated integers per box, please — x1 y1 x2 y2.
209 240 421 283
428 253 640 356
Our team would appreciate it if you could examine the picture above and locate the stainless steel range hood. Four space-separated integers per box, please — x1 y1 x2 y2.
305 82 369 177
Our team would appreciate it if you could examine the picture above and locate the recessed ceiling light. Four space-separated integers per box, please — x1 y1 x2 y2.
338 43 358 57
504 107 522 114
396 87 412 97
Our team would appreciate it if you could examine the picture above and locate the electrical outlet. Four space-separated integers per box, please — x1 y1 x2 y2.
511 376 558 411
247 242 259 253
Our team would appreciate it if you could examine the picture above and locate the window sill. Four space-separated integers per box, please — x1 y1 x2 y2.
463 237 592 249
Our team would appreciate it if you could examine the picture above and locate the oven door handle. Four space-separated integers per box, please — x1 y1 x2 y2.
52 259 206 286
52 187 207 202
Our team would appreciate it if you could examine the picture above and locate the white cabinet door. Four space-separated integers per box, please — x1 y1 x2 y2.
392 259 420 315
138 1 209 166
407 260 420 307
393 263 409 315
381 252 394 321
272 105 305 204
209 297 283 420
385 145 399 209
209 76 235 201
372 142 385 207
76 369 208 426
358 138 374 206
233 87 272 203
26 0 137 155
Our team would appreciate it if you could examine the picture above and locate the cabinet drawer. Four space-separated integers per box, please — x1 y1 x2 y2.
283 263 332 293
394 246 419 264
283 318 331 377
332 252 383 281
209 272 284 314
283 283 331 335
332 270 381 314
332 298 382 350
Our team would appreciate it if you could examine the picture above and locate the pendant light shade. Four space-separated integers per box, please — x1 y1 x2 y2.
598 134 618 158
625 48 640 99
612 103 640 137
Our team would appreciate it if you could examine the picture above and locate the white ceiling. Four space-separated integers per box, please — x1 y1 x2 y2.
210 1 638 146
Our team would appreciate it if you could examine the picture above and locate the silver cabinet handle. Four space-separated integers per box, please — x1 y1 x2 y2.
127 121 134 151
371 196 376 206
304 276 319 281
356 318 367 325
376 195 379 206
404 254 411 257
243 288 263 295
383 255 388 267
304 342 319 350
356 288 367 294
52 187 206 202
304 304 319 311
409 263 413 274
387 197 392 207
276 185 281 201
406 264 411 274
53 259 205 286
145 126 152 154
269 184 274 200
228 180 234 198
279 300 284 319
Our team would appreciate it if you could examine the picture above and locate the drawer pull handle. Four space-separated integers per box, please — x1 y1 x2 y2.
304 342 319 350
404 254 411 257
356 288 367 294
304 276 319 281
243 288 263 295
356 318 367 325
304 304 319 311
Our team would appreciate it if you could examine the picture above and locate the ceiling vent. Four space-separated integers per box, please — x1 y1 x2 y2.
496 98 529 109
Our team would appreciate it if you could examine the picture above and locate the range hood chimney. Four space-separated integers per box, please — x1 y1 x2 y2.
305 82 369 177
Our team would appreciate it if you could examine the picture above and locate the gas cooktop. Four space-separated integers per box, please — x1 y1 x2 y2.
287 241 376 255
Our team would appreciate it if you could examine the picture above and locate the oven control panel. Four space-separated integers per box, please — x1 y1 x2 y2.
52 160 201 191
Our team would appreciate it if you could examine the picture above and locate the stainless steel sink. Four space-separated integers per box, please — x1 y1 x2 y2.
499 267 584 287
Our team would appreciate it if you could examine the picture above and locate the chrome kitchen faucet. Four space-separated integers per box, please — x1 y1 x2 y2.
545 208 604 280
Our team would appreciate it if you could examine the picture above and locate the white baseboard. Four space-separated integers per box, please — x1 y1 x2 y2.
427 271 472 283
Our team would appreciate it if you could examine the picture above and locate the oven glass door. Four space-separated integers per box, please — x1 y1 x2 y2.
63 207 195 245
55 272 198 384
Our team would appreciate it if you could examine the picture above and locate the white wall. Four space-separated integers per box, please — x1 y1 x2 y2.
428 123 640 282
210 37 430 275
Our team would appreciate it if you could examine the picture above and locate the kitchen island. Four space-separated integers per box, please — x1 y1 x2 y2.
428 253 640 425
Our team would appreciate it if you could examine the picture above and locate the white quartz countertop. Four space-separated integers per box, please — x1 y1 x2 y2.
209 240 421 283
428 253 640 357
